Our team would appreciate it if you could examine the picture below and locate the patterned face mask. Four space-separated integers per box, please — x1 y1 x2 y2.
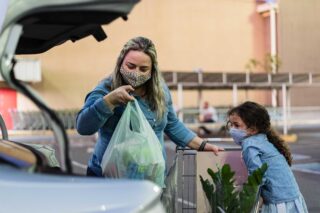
120 67 152 88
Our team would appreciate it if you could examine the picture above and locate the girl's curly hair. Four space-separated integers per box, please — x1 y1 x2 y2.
227 101 292 166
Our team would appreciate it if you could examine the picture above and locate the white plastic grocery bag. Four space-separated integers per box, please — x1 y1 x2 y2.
101 99 165 187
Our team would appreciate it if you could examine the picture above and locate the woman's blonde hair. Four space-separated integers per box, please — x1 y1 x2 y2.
111 36 166 119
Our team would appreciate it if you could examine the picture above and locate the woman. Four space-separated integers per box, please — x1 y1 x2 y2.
76 36 224 177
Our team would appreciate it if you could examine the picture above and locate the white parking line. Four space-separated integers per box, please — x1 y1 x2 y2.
71 161 87 169
87 147 94 153
292 167 320 175
177 198 196 208
292 163 320 175
292 154 311 161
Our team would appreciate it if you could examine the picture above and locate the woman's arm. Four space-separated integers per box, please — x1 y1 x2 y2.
164 89 197 146
164 104 223 154
187 136 224 155
163 86 223 154
76 84 135 135
76 89 114 135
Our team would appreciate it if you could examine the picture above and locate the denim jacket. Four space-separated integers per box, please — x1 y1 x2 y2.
76 77 196 176
242 134 300 204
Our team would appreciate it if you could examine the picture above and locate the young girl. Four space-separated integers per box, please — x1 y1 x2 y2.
227 101 308 213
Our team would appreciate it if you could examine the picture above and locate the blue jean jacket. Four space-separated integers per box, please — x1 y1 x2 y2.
242 134 300 204
76 77 196 176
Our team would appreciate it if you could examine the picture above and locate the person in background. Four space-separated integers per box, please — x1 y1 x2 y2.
76 36 224 177
200 101 218 123
198 101 218 135
227 101 308 213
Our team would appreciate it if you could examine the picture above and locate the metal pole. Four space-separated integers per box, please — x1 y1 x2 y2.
198 89 202 122
287 88 291 128
232 84 238 106
270 4 277 73
272 89 277 107
197 69 203 120
270 3 278 107
178 83 184 121
0 113 8 140
282 84 287 135
206 138 234 142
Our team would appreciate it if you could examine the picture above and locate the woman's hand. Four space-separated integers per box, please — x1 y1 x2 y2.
104 85 135 110
188 136 224 155
204 143 225 155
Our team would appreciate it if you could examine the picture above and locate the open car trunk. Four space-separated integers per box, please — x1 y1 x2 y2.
0 0 139 173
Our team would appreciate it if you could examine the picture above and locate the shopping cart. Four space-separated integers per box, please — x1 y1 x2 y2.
161 139 262 213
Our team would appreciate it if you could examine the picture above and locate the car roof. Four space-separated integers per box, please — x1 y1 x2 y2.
2 0 139 54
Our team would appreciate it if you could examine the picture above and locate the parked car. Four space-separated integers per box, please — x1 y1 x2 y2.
0 0 165 212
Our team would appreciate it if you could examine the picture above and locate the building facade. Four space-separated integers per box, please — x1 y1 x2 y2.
1 0 319 118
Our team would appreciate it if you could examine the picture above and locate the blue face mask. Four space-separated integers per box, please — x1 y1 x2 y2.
229 127 247 146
